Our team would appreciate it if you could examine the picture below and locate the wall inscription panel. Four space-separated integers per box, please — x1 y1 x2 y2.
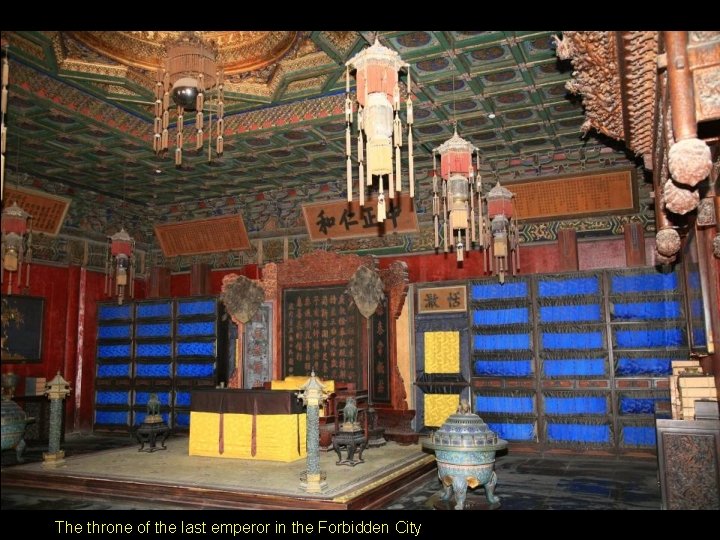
511 169 635 221
4 186 71 235
154 215 250 257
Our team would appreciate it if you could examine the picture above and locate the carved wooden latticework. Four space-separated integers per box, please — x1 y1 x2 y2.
556 32 658 168
276 250 373 287
260 262 278 301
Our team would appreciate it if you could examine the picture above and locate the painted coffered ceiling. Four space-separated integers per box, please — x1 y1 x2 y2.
2 30 637 213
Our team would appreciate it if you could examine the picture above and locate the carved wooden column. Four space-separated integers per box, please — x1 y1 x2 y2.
623 223 646 267
147 267 171 298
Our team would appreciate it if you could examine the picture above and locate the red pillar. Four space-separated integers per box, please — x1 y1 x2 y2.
624 222 646 267
557 228 579 272
62 265 81 431
73 267 91 431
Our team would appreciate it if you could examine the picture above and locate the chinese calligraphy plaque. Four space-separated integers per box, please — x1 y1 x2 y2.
417 285 467 314
302 194 419 242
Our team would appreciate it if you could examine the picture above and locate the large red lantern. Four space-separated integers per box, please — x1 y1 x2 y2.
345 39 414 221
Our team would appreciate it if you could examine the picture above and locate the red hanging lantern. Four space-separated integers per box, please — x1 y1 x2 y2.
106 228 135 305
1 201 32 294
486 182 519 283
432 128 482 262
345 38 414 222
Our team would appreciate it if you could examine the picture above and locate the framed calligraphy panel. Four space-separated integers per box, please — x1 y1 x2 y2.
302 194 419 242
154 214 250 257
282 286 363 386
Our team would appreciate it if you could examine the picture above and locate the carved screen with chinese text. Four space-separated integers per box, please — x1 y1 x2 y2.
282 286 363 386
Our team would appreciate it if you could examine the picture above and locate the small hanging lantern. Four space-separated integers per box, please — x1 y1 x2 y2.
486 182 520 283
105 228 135 305
345 38 413 222
432 128 484 262
1 201 32 294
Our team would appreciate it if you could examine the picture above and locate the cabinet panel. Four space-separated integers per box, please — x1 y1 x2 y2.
94 296 227 433
467 267 681 454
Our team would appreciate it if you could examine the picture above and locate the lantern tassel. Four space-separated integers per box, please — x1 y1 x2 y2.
346 157 353 203
366 151 372 186
408 127 414 198
377 191 386 223
129 256 135 299
1 56 8 91
104 252 110 295
196 129 203 151
359 167 364 207
443 196 448 252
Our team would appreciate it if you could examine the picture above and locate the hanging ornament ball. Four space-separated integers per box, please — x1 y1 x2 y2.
171 77 199 111
655 228 681 257
663 179 699 215
668 137 712 187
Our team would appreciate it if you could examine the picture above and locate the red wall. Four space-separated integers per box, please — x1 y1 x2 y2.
1 265 145 431
169 264 260 297
378 237 638 283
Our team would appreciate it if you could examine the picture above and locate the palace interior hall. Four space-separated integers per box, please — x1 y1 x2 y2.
0 31 718 512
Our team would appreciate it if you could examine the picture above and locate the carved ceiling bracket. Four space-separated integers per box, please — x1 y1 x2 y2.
555 31 659 168
617 32 659 169
556 32 624 140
